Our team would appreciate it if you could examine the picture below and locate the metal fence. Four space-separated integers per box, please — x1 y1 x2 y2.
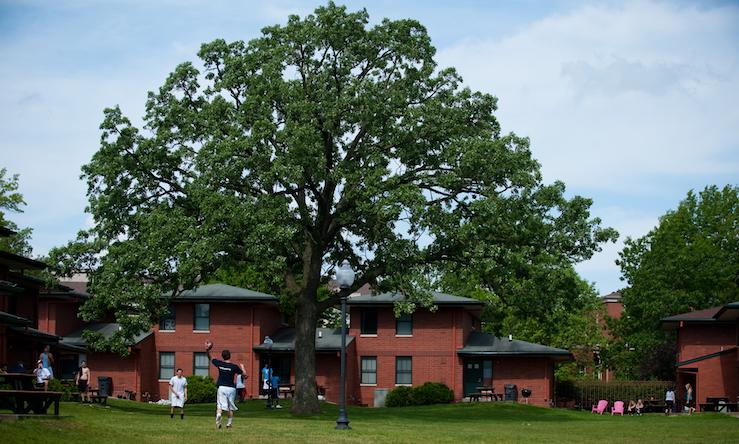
556 380 673 410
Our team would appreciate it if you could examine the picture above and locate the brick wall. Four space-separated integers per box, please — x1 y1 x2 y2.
349 305 472 405
677 322 739 405
491 357 553 407
153 302 281 398
678 324 738 362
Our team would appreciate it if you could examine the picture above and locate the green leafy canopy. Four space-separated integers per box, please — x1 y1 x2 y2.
610 185 739 379
49 3 615 412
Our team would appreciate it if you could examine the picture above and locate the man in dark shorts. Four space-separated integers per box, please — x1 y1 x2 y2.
205 340 245 429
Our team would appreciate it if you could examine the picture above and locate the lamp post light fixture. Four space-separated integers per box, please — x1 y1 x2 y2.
335 259 355 430
264 335 273 409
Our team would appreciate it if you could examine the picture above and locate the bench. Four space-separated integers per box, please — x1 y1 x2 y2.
278 384 295 399
700 402 737 412
90 395 108 405
468 392 482 402
0 390 63 415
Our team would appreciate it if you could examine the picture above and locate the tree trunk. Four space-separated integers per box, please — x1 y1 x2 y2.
291 290 320 415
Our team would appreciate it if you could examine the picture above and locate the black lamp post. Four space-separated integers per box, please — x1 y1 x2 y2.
335 259 355 430
264 335 273 409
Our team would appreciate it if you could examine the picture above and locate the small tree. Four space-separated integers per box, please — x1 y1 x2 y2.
612 185 738 379
0 167 33 255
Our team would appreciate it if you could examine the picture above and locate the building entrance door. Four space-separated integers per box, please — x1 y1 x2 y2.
463 359 492 396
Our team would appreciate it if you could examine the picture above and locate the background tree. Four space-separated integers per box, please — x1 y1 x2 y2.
0 167 33 256
609 185 739 379
49 3 615 414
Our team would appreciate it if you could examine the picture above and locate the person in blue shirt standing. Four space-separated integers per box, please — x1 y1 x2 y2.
39 345 54 379
262 363 272 408
205 340 245 429
270 373 282 409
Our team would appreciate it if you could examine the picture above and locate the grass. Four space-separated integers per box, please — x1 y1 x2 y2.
2 399 738 444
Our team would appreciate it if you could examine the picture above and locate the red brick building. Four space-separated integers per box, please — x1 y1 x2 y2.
343 292 571 407
35 281 571 407
662 302 739 407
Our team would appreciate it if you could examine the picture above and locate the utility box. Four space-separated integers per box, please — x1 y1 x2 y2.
374 388 390 407
504 384 517 402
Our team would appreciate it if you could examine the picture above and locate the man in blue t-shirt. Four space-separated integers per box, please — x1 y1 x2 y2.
270 373 282 409
205 341 245 429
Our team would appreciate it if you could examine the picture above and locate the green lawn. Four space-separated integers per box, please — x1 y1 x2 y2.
1 399 738 443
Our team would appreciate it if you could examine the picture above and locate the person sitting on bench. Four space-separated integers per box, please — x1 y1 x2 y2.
34 360 51 391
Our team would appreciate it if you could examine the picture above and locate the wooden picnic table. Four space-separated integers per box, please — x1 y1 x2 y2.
0 390 63 415
0 373 35 391
476 386 500 401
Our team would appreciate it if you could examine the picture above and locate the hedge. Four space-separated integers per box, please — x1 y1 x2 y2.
386 382 454 407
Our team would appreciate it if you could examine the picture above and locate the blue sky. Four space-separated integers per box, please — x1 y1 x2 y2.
1 0 737 294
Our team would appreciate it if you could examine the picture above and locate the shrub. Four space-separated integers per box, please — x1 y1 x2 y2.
412 382 454 406
386 382 454 407
185 375 216 404
48 378 77 401
385 386 414 407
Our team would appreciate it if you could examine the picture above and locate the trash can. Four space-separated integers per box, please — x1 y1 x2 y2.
98 376 113 397
374 388 390 407
504 384 517 401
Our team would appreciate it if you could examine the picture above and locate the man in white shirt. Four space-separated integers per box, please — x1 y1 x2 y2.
34 360 51 391
169 368 188 419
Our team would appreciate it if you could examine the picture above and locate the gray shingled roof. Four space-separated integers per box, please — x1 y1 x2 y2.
457 332 572 360
0 226 17 237
9 326 60 342
0 250 47 270
253 327 354 352
347 291 483 306
0 310 32 327
714 302 739 321
62 323 153 347
167 284 279 303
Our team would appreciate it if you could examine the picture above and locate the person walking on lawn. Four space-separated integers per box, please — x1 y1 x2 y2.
205 340 245 429
169 368 188 419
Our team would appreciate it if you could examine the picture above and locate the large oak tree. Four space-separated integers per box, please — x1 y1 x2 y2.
50 3 615 414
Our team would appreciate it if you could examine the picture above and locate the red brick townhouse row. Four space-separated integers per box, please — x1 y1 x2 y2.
662 302 739 407
37 282 571 407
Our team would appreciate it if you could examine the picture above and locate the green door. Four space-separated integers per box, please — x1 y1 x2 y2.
463 360 484 396
463 359 493 396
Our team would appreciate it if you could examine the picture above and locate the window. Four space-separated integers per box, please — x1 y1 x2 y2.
361 309 377 335
396 356 412 385
194 304 210 331
396 313 412 335
193 352 210 377
159 304 176 331
159 352 175 380
361 357 377 384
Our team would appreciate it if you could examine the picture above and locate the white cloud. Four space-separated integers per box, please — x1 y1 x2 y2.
437 0 739 193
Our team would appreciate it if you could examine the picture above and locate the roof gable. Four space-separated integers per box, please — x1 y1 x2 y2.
169 283 279 303
457 332 572 360
347 291 483 307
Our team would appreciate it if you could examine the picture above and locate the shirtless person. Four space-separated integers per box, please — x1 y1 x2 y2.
76 361 91 402
205 340 245 429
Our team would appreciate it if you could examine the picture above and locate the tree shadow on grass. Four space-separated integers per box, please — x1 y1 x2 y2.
99 399 590 424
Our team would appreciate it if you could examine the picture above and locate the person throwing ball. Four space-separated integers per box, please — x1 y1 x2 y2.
205 340 245 429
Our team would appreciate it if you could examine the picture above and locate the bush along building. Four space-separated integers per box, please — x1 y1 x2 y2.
36 282 571 406
662 302 739 409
